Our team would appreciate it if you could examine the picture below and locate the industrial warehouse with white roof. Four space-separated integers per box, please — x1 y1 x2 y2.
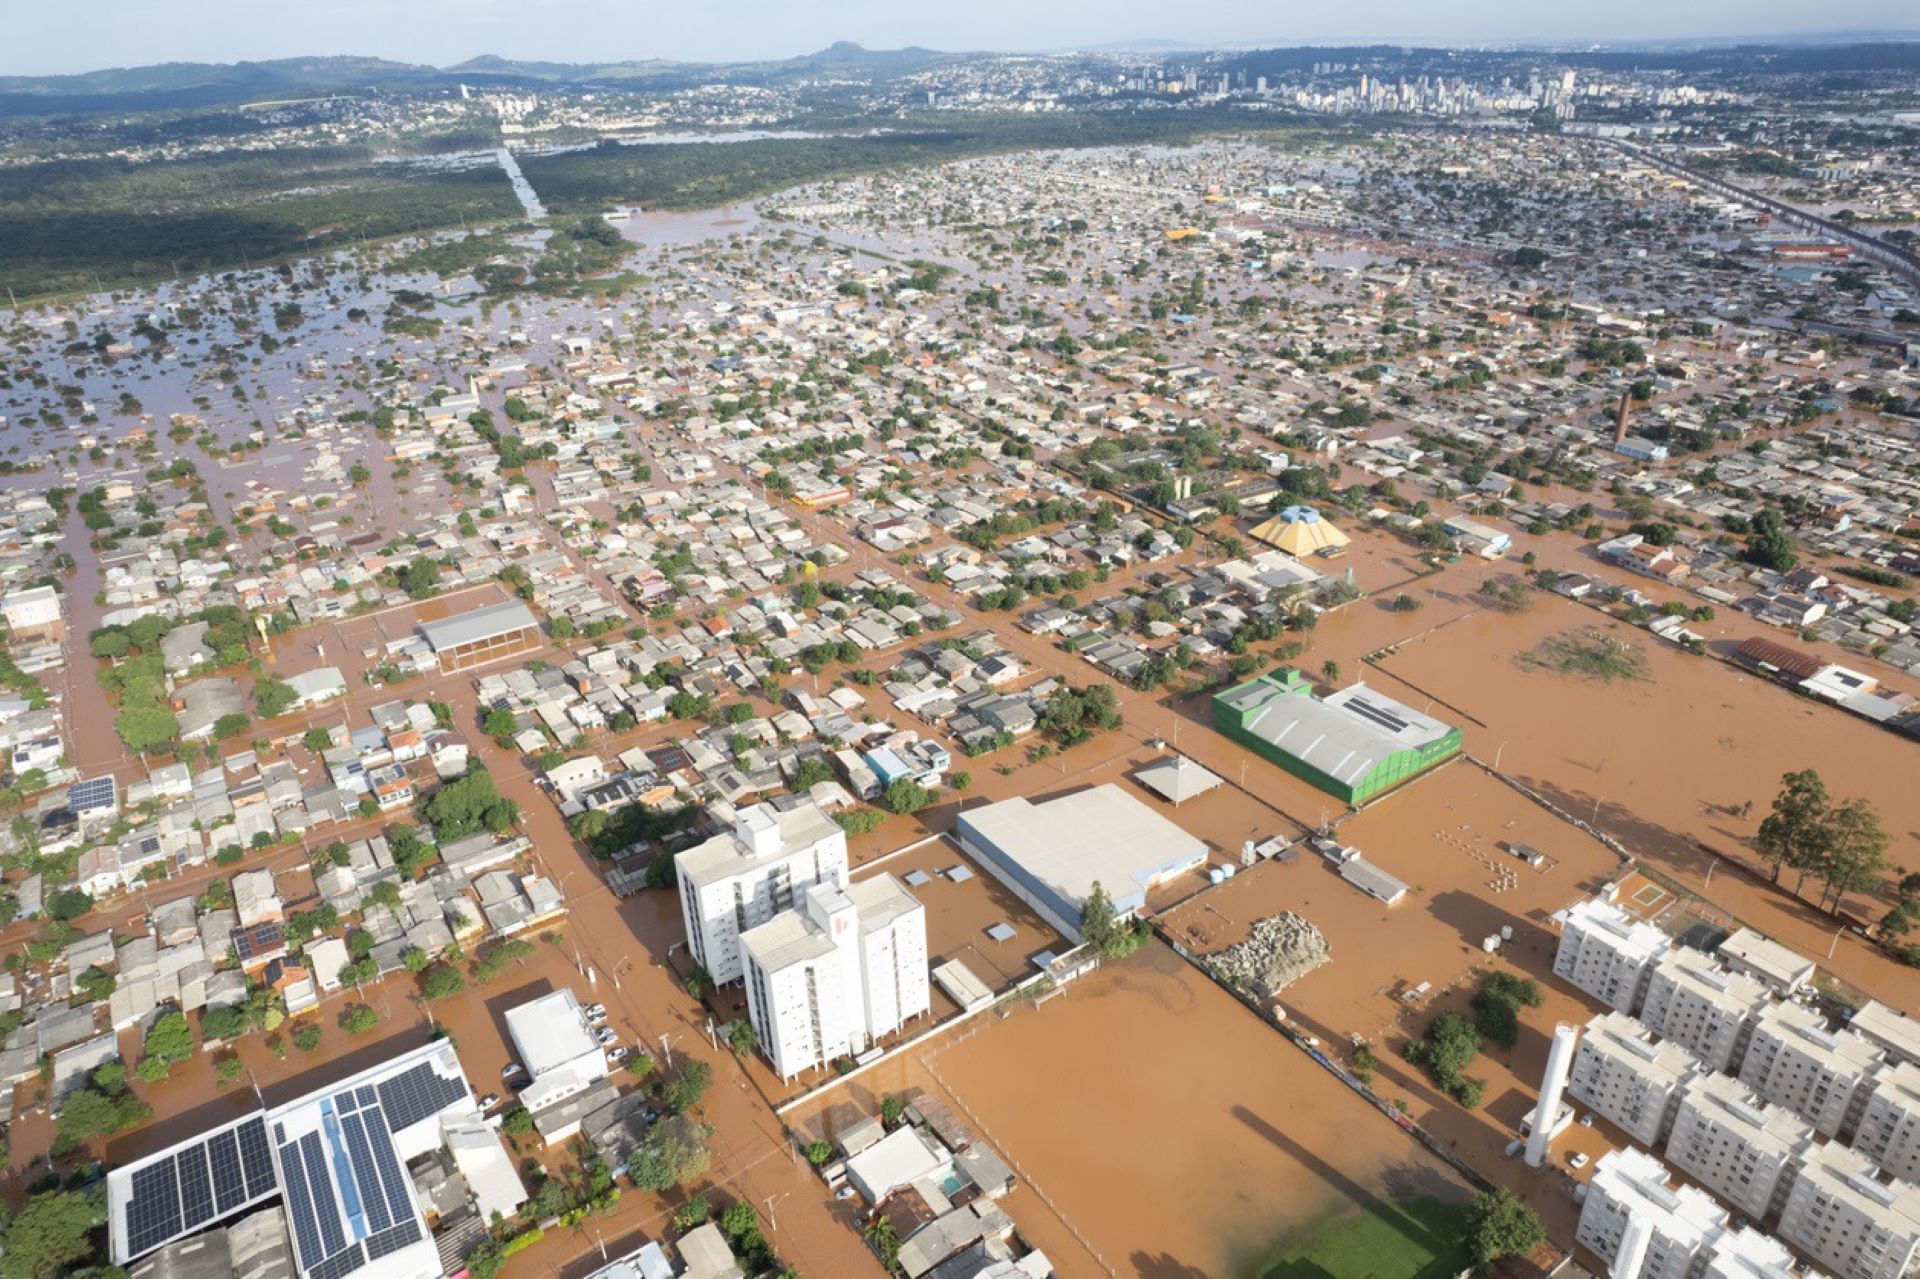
953 784 1208 942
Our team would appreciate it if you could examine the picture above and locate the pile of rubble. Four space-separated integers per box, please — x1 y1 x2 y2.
1205 912 1331 1000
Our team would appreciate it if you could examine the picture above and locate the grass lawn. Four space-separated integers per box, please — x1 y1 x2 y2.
1259 1197 1473 1279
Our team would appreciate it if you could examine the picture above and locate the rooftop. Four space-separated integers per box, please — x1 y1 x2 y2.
417 600 539 653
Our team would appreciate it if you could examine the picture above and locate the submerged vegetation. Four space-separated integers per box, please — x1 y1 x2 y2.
1515 627 1650 683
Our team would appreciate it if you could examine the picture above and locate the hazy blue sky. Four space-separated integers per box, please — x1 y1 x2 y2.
9 0 1919 76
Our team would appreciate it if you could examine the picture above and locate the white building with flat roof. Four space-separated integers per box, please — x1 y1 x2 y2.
1666 1071 1814 1220
1854 1059 1920 1184
1 584 60 634
1717 927 1816 995
1576 1147 1727 1279
1739 1001 1882 1139
503 988 608 1112
1696 1225 1804 1279
676 801 849 984
1568 1010 1702 1147
1638 950 1769 1073
742 873 929 1081
1850 1001 1920 1069
1778 1141 1920 1279
1553 896 1669 1014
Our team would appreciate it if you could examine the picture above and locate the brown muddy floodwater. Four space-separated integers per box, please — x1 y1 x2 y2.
1373 595 1920 1009
897 942 1470 1278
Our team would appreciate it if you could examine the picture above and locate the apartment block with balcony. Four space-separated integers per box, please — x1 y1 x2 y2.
1665 1071 1814 1221
1568 1010 1702 1147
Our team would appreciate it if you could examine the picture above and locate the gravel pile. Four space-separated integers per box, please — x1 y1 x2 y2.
1205 912 1331 1000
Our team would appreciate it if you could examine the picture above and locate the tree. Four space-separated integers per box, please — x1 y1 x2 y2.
501 1105 534 1136
1403 1011 1484 1106
882 776 937 814
1080 881 1120 956
627 1115 711 1191
45 889 93 922
400 946 430 972
0 1188 108 1279
1755 769 1833 891
725 1019 758 1056
1470 972 1543 1048
662 1060 714 1113
402 557 442 599
144 1010 193 1066
422 964 466 1000
254 677 297 718
213 712 251 740
1746 508 1799 573
292 1023 323 1052
880 1093 908 1127
1819 796 1890 914
342 1005 379 1034
1466 1188 1546 1267
116 702 179 753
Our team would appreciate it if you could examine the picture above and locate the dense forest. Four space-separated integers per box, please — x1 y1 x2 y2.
0 148 522 299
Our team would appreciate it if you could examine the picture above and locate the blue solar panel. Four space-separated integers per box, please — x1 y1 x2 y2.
365 1112 414 1227
375 1061 465 1132
126 1161 183 1257
299 1134 347 1258
278 1139 324 1266
207 1128 246 1215
310 1244 365 1279
341 1112 392 1233
365 1220 421 1260
175 1146 214 1227
239 1117 277 1197
67 776 116 813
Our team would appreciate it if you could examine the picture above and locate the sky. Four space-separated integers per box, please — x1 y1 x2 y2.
8 0 1920 77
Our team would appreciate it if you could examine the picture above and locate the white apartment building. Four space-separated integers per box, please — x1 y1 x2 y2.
1854 1059 1920 1184
1777 1141 1920 1279
1666 1071 1814 1220
676 801 849 984
742 873 929 1082
1576 1147 1727 1279
1739 1001 1882 1140
1568 1010 1702 1147
1553 896 1670 1014
1696 1226 1803 1279
0 584 59 634
1850 1001 1920 1070
1717 927 1816 996
1638 949 1769 1073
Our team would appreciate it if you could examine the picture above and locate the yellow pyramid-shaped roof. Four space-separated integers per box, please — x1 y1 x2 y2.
1249 505 1350 556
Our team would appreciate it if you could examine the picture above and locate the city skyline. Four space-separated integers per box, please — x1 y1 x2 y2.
7 0 1920 78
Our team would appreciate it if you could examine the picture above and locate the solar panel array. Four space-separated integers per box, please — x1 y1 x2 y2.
123 1116 278 1258
374 1060 466 1132
67 775 116 813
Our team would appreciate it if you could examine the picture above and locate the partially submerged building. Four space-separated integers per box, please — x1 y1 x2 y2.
1211 666 1462 804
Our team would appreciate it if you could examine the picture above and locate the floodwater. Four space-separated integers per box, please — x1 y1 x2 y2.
857 941 1476 1278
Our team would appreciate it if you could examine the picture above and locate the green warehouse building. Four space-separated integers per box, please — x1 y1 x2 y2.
1212 666 1463 804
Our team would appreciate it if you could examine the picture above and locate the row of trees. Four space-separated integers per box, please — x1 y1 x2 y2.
1754 768 1890 914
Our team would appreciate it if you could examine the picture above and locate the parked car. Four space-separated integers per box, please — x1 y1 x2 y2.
593 1027 618 1046
1577 1114 1594 1128
1569 1152 1590 1170
585 1003 607 1021
500 1063 524 1079
834 1186 857 1201
478 1094 499 1109
609 1047 629 1064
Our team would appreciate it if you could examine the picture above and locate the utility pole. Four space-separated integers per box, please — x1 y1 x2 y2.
763 1192 788 1232
659 1031 674 1070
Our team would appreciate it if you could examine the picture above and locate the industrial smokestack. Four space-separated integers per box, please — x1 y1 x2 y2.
1615 392 1631 445
1613 1212 1653 1279
1526 1022 1580 1168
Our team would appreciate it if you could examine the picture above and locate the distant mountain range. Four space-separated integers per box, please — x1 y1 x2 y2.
0 42 966 115
2 35 1917 117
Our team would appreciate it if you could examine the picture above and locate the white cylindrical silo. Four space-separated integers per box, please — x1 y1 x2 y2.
1525 1021 1580 1167
1613 1211 1653 1279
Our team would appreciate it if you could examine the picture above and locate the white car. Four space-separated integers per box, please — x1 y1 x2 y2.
500 1063 524 1079
1569 1152 1590 1170
609 1047 629 1063
585 1004 608 1021
594 1027 618 1046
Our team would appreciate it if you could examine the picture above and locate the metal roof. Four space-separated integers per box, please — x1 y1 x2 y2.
417 601 538 653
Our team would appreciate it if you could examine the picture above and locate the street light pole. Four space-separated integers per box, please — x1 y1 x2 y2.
763 1192 788 1232
660 1031 674 1070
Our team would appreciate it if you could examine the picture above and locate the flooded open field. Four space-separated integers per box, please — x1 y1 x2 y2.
1373 591 1920 1008
792 941 1477 1279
